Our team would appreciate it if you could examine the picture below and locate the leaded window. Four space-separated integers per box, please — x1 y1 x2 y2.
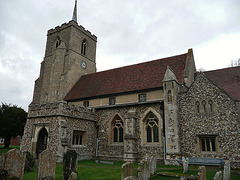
145 112 159 143
202 100 206 112
138 94 146 102
196 101 200 113
168 90 172 103
72 130 86 145
208 100 213 112
81 39 87 56
199 136 216 152
112 116 124 143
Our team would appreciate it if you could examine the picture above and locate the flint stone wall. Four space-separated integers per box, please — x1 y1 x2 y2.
21 101 96 161
179 73 240 168
96 103 164 161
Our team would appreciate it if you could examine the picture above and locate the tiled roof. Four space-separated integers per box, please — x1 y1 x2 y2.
64 53 187 101
205 66 240 101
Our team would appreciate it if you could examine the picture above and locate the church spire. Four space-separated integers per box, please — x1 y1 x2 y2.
72 0 77 22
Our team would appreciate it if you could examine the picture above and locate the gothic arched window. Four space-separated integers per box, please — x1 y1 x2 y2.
145 112 159 143
168 90 172 103
81 39 87 56
111 115 124 143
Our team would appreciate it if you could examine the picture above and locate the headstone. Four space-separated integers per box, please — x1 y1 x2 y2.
197 166 206 180
182 157 189 173
121 162 135 180
0 148 25 180
37 149 56 180
138 158 151 180
214 171 222 180
150 156 157 176
63 150 78 180
223 160 230 180
68 171 78 180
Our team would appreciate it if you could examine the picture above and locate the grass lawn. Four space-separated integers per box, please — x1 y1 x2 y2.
0 145 20 155
0 148 239 180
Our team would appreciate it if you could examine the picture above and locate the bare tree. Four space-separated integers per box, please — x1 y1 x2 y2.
229 58 240 67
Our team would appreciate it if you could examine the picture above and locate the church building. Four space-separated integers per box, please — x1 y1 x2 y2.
21 1 240 168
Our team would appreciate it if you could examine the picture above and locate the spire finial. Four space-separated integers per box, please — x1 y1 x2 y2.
72 0 77 22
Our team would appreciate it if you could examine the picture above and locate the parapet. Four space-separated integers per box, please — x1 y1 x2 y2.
47 20 97 41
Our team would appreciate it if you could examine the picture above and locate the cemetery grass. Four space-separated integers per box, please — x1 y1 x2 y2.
22 160 240 180
0 145 20 155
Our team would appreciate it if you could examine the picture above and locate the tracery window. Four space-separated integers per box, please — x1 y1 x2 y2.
145 112 159 143
168 90 172 103
81 39 87 56
111 116 124 143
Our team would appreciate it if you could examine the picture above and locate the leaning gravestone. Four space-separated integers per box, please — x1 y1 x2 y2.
37 149 56 180
121 162 135 180
197 166 206 180
182 157 189 173
63 150 78 180
214 171 222 180
1 148 25 180
223 160 230 180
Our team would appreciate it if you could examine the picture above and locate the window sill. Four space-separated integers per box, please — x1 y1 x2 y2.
72 145 86 148
109 143 124 146
142 143 161 147
200 151 217 155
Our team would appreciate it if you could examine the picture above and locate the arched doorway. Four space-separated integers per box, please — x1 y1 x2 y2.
36 128 48 157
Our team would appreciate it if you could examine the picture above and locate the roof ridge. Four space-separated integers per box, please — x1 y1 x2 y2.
205 65 240 73
84 53 188 77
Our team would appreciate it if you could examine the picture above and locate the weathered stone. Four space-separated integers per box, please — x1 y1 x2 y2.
124 176 137 180
1 148 25 180
223 161 230 180
182 157 189 173
197 166 206 180
138 157 151 180
68 171 78 180
213 171 222 180
37 149 56 180
121 162 135 180
150 156 156 176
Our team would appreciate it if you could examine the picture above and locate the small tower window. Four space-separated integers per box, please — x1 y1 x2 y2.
56 37 61 48
168 90 172 103
81 39 87 56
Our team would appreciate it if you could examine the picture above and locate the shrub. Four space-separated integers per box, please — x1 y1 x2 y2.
63 150 78 180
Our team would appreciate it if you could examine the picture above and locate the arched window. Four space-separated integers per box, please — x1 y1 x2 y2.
145 112 159 143
81 39 87 56
208 100 213 112
202 100 206 112
56 37 61 48
196 101 200 113
168 90 172 103
111 115 124 143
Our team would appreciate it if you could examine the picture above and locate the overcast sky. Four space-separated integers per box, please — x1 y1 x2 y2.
0 0 240 111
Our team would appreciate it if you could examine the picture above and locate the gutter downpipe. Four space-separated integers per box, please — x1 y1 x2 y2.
94 123 99 158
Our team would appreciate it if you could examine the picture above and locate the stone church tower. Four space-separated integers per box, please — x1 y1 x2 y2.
32 1 97 105
21 1 98 161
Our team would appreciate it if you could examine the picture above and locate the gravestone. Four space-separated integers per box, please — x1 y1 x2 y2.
37 149 56 180
197 166 206 180
223 160 230 180
121 162 135 180
0 148 25 179
182 157 189 173
63 150 78 180
150 156 156 176
124 176 137 180
138 158 151 180
214 171 222 180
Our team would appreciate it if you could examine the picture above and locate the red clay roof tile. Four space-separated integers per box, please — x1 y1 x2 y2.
205 66 240 101
64 53 188 101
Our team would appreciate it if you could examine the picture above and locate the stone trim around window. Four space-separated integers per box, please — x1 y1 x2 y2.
72 130 86 146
